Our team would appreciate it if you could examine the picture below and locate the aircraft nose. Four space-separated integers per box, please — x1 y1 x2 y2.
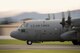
10 30 27 40
10 31 18 38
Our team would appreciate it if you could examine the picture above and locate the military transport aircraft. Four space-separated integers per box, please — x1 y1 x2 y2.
10 11 80 45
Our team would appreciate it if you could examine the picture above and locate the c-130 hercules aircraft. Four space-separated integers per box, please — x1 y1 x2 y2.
10 11 80 45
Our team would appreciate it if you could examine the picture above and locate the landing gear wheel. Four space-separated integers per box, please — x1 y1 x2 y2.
78 41 80 45
72 40 78 45
27 41 32 45
78 42 80 45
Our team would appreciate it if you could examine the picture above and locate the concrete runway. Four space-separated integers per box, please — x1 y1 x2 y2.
0 44 80 50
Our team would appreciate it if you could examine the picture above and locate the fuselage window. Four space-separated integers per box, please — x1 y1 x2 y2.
18 28 25 32
20 24 24 28
20 23 29 28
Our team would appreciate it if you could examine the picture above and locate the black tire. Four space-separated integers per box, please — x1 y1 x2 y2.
72 40 78 45
78 41 80 45
27 41 32 45
78 42 80 45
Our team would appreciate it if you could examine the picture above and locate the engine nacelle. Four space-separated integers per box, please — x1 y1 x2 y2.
61 30 77 40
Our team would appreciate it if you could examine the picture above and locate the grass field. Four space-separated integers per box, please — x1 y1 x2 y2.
0 39 72 45
0 39 26 45
0 39 80 53
0 50 80 53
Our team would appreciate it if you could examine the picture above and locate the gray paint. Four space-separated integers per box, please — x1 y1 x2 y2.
10 18 80 42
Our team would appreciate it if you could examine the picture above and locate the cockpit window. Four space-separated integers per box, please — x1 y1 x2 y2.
20 23 28 28
18 29 25 32
21 29 25 32
20 24 24 27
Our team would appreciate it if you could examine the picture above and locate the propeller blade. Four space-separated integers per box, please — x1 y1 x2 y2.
66 11 72 26
60 12 65 27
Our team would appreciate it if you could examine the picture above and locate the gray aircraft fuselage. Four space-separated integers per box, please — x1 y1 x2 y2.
10 19 80 45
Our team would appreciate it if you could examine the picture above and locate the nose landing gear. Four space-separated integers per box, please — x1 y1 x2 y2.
27 41 32 45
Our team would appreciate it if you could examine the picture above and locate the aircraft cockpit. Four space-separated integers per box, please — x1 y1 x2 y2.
18 23 28 32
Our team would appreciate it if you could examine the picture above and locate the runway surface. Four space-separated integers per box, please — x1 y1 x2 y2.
0 44 80 50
